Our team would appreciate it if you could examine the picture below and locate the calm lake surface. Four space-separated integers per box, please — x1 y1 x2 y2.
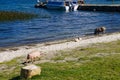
0 0 120 47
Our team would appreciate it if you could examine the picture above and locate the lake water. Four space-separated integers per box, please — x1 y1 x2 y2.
0 0 120 47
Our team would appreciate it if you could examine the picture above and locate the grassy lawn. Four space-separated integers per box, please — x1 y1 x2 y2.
0 11 38 22
1 40 120 80
34 55 120 80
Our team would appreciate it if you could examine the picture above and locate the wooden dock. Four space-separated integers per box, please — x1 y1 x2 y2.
35 3 120 12
78 4 120 12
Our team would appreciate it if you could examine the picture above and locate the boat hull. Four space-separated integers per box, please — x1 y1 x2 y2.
46 1 66 10
35 0 79 11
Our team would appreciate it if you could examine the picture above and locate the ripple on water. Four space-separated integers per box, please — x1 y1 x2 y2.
0 0 120 47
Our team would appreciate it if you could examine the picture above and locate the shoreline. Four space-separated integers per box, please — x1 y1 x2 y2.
0 32 120 63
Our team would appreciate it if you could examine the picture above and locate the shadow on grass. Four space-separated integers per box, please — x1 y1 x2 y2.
10 76 30 80
9 76 21 80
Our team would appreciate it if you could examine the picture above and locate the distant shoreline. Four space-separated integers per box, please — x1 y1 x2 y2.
0 32 120 63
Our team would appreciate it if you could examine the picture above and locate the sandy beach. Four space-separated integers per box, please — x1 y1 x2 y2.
0 32 120 63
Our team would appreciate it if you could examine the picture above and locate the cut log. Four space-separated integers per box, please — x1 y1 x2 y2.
20 64 41 79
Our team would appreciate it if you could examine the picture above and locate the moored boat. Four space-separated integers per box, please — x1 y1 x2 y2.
35 0 80 11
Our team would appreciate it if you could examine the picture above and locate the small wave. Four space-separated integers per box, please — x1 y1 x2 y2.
39 15 51 18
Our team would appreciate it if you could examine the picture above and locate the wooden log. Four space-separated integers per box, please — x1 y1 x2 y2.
20 64 41 79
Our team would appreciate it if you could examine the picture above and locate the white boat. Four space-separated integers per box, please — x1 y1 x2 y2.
35 0 79 11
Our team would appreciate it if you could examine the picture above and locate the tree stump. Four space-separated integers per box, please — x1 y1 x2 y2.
20 64 41 79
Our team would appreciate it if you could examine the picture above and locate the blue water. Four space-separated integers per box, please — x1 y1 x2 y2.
0 0 120 47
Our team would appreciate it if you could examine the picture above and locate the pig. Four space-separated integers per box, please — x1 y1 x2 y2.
74 37 82 42
94 27 106 35
25 50 44 63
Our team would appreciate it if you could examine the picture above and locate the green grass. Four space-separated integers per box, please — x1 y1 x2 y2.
1 40 120 80
0 11 38 22
51 40 120 61
32 55 120 80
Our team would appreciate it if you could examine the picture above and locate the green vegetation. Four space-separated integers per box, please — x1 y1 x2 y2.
0 11 38 22
1 40 120 80
33 55 120 80
0 57 22 80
